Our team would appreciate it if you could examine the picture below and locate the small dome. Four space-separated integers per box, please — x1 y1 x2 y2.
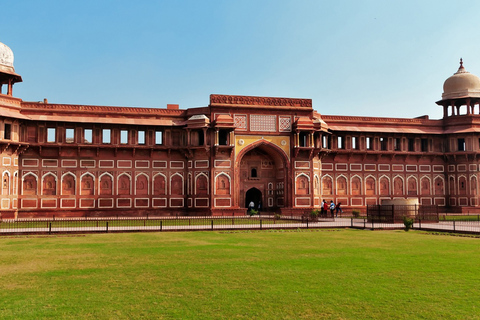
442 59 480 100
0 42 14 68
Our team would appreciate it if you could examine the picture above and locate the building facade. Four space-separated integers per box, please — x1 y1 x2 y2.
1 42 480 218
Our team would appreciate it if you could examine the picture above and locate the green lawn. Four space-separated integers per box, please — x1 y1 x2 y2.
0 230 478 319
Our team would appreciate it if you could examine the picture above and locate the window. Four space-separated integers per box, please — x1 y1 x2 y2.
352 137 358 150
218 130 228 145
47 128 56 143
4 123 11 140
394 138 401 151
102 129 111 144
299 132 308 147
421 139 428 152
138 130 145 145
338 136 344 149
458 138 465 151
380 137 387 151
408 138 415 152
367 137 374 150
251 168 257 178
120 130 128 144
66 128 74 143
155 131 163 145
84 129 93 144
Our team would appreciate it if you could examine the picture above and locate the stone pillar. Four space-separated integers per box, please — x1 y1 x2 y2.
7 79 12 96
443 105 448 118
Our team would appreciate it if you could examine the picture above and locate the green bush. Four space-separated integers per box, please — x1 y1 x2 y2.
352 209 361 218
403 216 414 231
274 213 282 220
248 209 258 217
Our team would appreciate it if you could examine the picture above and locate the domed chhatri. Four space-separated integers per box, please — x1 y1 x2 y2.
0 41 15 70
442 58 480 100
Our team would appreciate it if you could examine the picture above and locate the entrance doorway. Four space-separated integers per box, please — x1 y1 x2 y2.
245 187 262 211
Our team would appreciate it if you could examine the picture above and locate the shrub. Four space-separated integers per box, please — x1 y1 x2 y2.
403 216 414 231
309 209 320 221
274 213 282 220
248 209 258 217
352 209 361 218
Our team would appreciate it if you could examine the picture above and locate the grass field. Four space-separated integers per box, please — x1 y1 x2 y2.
0 229 479 319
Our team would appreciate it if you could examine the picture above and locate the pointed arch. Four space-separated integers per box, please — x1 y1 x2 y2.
434 175 445 196
153 173 167 196
99 172 114 195
81 172 95 195
470 175 478 196
420 175 431 196
135 172 149 195
215 172 231 195
13 171 18 195
2 170 10 195
295 173 310 195
448 175 455 196
407 175 418 196
170 172 184 195
379 175 390 196
22 172 38 195
336 174 348 195
365 175 376 196
117 173 132 195
42 172 57 195
196 172 209 195
350 175 362 195
322 174 333 195
61 172 76 195
393 175 404 196
458 175 467 195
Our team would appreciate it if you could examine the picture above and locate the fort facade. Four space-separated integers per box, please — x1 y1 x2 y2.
1 42 479 218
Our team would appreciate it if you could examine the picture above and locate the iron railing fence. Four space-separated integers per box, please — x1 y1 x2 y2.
1 215 480 235
0 215 337 235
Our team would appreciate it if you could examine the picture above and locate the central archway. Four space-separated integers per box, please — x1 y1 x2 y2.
245 187 262 210
235 140 290 211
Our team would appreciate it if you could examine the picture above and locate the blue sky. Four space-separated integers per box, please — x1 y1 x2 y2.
2 0 480 119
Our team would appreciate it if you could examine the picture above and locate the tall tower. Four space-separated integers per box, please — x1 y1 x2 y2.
0 41 24 218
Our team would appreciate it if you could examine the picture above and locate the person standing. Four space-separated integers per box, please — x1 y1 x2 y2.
248 201 255 213
323 200 329 217
329 200 335 217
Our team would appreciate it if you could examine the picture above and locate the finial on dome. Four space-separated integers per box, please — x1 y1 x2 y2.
456 58 467 74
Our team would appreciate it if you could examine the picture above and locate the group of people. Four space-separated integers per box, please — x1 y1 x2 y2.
321 200 343 217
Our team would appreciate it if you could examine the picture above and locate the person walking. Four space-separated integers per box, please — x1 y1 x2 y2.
248 201 255 213
335 202 343 217
320 199 326 216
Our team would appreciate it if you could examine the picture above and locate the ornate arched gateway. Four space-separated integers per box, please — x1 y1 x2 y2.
234 141 290 211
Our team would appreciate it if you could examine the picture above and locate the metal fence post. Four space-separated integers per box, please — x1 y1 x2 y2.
306 219 309 229
106 221 109 233
363 219 366 229
419 219 421 230
49 222 51 235
453 220 455 232
211 220 214 230
260 219 262 230
160 220 163 231
351 218 353 227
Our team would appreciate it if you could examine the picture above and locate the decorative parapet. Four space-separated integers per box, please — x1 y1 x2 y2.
21 102 185 116
210 94 312 108
0 94 22 109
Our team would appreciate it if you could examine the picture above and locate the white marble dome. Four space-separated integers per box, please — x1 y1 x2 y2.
0 42 14 68
442 59 480 100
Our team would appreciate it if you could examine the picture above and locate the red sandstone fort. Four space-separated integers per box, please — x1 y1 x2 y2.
1 41 479 218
